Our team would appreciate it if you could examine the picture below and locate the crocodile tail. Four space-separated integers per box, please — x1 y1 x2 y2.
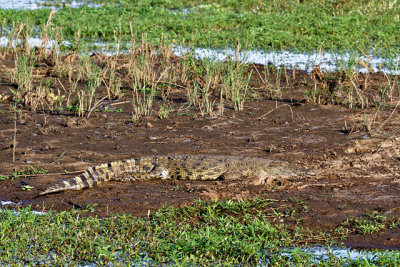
39 163 115 196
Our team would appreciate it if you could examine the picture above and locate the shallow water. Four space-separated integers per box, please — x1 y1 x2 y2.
0 0 100 9
279 246 380 262
173 47 400 75
0 200 46 215
1 34 399 74
0 0 43 9
0 200 18 205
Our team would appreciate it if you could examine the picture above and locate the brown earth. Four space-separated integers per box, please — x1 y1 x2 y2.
1 52 400 249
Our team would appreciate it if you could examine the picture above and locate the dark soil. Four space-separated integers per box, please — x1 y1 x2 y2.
1 52 400 249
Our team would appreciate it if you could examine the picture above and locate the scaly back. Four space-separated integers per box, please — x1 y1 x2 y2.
39 155 300 195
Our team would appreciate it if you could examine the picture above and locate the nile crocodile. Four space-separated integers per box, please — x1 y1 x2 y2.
39 155 306 195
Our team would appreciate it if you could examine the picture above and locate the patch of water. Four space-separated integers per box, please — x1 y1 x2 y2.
173 47 400 75
0 0 42 9
11 209 47 215
1 200 20 205
0 0 101 10
1 34 399 74
0 36 59 48
1 200 46 215
169 7 191 19
280 246 379 262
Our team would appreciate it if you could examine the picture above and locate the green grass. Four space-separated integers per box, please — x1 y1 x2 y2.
0 166 49 181
1 0 400 54
342 211 400 235
1 198 400 265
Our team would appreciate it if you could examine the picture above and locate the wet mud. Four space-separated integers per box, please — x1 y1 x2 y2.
1 54 400 249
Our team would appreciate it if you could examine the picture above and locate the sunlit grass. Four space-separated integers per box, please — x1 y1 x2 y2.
1 198 400 265
1 0 400 53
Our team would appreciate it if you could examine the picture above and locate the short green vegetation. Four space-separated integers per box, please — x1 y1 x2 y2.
1 0 400 53
0 166 49 181
343 211 400 235
1 198 399 265
3 41 257 118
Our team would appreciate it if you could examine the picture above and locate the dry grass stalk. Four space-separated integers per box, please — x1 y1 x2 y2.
257 104 294 121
